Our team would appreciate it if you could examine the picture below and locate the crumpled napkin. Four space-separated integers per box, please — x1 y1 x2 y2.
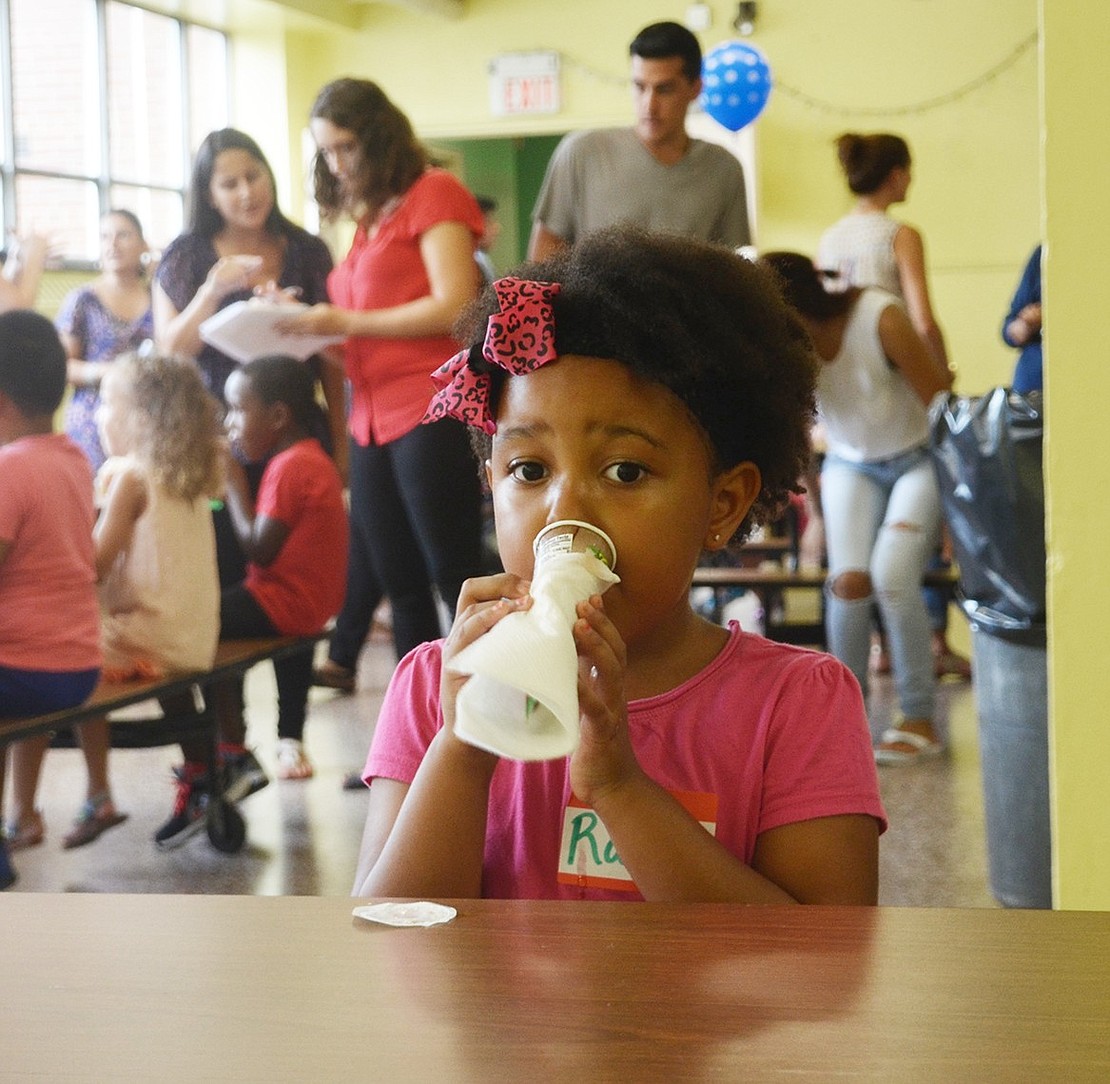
450 537 619 761
352 902 457 927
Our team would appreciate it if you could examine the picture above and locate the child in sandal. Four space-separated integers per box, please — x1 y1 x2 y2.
12 354 219 848
0 311 101 878
352 227 886 903
82 353 222 845
9 351 223 850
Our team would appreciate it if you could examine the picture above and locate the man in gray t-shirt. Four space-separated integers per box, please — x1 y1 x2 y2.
528 21 750 261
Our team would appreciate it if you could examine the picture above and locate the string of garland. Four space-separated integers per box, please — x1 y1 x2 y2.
773 31 1038 117
552 31 1037 117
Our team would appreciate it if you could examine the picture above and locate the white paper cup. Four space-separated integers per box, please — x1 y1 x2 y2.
533 520 617 571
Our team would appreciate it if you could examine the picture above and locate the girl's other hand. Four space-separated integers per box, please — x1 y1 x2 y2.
569 595 640 806
439 572 532 735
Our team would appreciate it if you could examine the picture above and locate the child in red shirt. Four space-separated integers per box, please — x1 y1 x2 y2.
0 311 101 887
157 355 347 847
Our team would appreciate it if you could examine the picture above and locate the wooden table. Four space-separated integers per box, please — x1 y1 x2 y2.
4 895 1108 1081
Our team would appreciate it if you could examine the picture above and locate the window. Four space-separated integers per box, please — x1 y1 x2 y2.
2 0 229 264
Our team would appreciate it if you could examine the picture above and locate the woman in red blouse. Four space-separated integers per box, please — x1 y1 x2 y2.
285 79 487 680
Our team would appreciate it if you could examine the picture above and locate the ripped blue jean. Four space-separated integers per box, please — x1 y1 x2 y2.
821 446 940 720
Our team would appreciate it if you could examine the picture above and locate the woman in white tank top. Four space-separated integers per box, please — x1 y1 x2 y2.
817 132 949 371
761 252 954 765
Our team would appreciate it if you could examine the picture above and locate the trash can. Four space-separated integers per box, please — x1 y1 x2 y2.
929 388 1051 908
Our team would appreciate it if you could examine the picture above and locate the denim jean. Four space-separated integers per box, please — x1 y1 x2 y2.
821 446 940 719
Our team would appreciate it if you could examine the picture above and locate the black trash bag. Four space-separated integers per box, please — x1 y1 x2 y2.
928 387 1045 644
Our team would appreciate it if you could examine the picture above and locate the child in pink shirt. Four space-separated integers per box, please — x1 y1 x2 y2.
353 229 886 904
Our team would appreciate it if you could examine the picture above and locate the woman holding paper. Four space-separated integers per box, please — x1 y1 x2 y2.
153 128 346 465
283 78 486 673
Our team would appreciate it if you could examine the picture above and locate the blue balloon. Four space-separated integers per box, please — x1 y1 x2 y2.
700 41 772 132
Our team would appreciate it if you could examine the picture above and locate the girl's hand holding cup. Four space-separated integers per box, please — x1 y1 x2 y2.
439 571 532 740
569 592 641 808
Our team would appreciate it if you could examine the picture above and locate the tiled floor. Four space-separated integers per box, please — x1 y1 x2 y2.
3 631 995 907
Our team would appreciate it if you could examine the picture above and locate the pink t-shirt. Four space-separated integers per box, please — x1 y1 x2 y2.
245 439 348 636
0 434 101 671
327 169 483 447
365 625 886 900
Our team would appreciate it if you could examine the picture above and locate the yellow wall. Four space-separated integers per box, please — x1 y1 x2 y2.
1042 5 1110 910
271 0 1039 397
228 0 1107 906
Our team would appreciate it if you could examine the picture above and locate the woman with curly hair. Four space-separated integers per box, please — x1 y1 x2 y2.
353 227 885 904
6 352 223 850
282 79 486 689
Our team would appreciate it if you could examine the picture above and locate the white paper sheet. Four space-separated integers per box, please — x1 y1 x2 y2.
199 299 344 364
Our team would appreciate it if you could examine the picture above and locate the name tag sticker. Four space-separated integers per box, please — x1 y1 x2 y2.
556 790 718 892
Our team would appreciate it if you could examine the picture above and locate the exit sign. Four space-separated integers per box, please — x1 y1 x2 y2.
489 51 561 116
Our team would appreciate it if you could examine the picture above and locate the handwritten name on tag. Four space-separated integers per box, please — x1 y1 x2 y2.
556 790 719 892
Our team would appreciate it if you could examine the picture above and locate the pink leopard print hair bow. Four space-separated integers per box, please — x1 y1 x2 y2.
422 277 561 434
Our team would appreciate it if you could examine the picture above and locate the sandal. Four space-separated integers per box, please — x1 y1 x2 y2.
62 794 129 850
276 738 314 781
875 726 945 766
3 810 45 851
312 661 356 694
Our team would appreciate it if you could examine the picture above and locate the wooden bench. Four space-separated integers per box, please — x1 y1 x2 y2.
0 635 324 853
691 564 961 646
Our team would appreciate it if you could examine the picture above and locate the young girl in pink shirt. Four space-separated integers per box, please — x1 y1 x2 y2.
353 227 886 904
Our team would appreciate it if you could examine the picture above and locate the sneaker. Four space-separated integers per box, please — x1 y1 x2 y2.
222 749 269 803
276 738 314 781
154 767 210 850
